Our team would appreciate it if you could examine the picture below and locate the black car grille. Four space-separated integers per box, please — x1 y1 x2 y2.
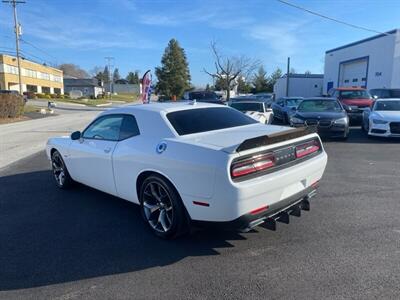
390 122 400 134
305 119 332 128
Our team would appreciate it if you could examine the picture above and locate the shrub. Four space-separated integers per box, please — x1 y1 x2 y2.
64 94 70 99
43 94 51 99
58 94 65 99
0 94 25 118
35 93 45 98
50 94 57 99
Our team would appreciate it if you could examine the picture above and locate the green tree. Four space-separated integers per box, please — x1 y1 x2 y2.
126 71 140 84
103 66 110 84
155 39 191 99
113 68 121 82
268 67 283 90
205 83 211 91
252 66 269 93
237 77 252 94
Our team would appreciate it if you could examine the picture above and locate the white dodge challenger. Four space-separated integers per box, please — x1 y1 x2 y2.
46 102 328 239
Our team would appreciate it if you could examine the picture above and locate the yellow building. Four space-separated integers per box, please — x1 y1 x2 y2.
0 54 63 94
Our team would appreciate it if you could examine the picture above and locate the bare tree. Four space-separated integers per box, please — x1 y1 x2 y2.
204 42 259 100
58 63 89 78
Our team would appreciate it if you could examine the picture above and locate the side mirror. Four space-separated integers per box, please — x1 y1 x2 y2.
71 131 81 140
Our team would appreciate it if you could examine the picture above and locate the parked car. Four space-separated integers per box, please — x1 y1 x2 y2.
255 92 274 102
290 98 350 139
230 101 274 124
47 102 328 238
369 88 400 99
328 87 373 124
184 91 225 105
362 98 400 137
272 97 304 124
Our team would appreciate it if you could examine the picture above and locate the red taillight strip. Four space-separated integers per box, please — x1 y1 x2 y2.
231 154 275 178
295 140 320 158
250 205 269 215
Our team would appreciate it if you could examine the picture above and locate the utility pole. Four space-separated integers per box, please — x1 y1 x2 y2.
104 56 114 99
3 0 25 95
286 57 290 97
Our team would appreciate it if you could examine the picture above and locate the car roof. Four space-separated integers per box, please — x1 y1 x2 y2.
279 97 304 100
302 97 337 101
108 101 226 114
231 101 263 104
335 87 366 91
375 98 400 101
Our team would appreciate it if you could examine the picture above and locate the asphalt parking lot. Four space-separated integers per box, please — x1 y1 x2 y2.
1 128 400 300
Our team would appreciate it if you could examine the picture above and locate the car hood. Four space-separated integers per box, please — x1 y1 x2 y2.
372 111 400 121
178 123 301 153
295 111 346 119
340 98 373 107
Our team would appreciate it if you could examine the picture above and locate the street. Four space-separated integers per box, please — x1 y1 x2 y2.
0 101 115 170
1 128 400 300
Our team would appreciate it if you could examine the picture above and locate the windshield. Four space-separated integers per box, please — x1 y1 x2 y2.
189 92 218 100
298 100 342 112
285 98 303 107
374 100 400 111
231 102 263 112
167 107 257 135
339 90 371 99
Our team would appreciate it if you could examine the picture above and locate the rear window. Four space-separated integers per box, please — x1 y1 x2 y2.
167 107 257 135
339 90 371 99
231 102 263 112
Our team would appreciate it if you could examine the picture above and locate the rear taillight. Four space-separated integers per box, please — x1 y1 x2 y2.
231 153 275 178
295 140 320 158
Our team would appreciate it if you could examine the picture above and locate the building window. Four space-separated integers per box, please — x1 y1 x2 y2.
352 78 358 82
40 72 50 80
5 64 18 75
344 79 349 83
314 84 318 88
27 85 37 92
54 88 61 95
42 86 50 94
24 69 37 78
53 75 62 82
361 77 366 82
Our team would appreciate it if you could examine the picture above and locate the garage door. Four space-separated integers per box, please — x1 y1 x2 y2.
339 58 368 88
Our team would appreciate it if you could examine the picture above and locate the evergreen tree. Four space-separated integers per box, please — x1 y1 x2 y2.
113 68 121 82
252 66 269 93
155 39 191 99
103 66 110 84
268 67 283 90
237 77 252 94
205 83 211 91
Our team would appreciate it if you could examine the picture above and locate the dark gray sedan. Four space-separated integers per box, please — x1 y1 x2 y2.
289 98 350 139
272 97 303 124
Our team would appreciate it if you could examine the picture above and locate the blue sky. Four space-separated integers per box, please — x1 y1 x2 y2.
1 0 399 86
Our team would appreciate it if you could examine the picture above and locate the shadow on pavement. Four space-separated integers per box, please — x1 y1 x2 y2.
0 167 245 291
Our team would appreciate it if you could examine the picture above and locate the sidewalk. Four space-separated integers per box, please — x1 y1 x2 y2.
0 110 99 170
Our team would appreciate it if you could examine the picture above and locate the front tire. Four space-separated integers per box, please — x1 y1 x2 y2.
140 175 189 239
51 150 73 189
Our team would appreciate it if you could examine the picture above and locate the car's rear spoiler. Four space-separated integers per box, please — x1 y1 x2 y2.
236 127 317 152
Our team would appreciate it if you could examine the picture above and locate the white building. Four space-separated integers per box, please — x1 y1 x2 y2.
274 74 323 99
324 29 400 94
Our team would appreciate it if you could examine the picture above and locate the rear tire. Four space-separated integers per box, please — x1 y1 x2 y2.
140 175 189 239
51 150 73 189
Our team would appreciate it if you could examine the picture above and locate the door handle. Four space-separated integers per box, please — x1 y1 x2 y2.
104 147 112 153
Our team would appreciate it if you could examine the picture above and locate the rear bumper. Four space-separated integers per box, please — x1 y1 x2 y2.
192 186 318 231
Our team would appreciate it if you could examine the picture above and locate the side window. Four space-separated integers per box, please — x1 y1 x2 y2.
83 115 124 141
119 115 140 140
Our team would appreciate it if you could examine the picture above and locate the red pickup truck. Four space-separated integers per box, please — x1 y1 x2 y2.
328 87 373 123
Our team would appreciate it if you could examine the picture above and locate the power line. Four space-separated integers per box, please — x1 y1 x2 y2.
20 38 59 62
276 0 390 36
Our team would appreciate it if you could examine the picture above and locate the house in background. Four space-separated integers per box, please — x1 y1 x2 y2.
0 54 63 94
274 73 323 99
63 78 104 98
104 79 140 94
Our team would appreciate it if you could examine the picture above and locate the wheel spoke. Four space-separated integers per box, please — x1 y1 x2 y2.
143 202 160 214
158 210 168 232
150 183 160 201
